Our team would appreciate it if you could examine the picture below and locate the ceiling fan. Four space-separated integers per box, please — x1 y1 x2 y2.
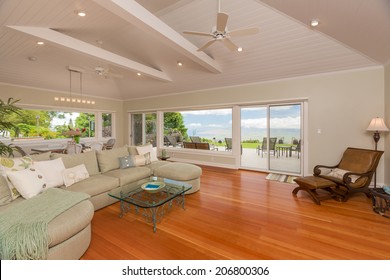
183 0 259 52
93 66 123 79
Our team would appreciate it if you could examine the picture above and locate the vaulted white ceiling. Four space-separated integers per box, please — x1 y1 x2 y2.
0 0 388 101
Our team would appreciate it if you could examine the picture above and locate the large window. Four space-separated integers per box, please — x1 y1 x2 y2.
164 108 232 151
1 108 114 141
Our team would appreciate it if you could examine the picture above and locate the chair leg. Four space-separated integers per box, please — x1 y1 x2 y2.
292 186 321 205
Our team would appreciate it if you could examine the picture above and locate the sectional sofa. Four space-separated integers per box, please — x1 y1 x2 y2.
0 144 202 260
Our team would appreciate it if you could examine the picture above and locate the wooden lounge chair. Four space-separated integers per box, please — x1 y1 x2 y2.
293 147 384 204
312 147 383 201
195 142 218 151
183 142 196 149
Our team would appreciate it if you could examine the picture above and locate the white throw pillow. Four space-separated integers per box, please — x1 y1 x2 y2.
136 144 158 162
62 164 90 187
0 156 33 200
6 167 47 199
327 168 359 183
33 158 66 188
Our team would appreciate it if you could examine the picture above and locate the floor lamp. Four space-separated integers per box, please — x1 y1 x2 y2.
366 117 389 188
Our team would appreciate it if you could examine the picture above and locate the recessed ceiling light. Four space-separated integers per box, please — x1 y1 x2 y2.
36 41 44 45
177 61 183 66
137 72 142 76
310 19 319 27
75 10 86 17
237 47 243 52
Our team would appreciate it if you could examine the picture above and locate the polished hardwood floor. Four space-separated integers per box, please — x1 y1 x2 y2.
81 166 390 260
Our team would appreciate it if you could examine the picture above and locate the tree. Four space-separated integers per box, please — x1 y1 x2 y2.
0 98 21 156
164 112 188 139
75 113 95 137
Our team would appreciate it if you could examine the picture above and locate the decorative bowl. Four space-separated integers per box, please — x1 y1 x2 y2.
141 182 166 193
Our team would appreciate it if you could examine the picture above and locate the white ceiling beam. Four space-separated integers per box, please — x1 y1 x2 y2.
7 25 172 82
93 0 222 74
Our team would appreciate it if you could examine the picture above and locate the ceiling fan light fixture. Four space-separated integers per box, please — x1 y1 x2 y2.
310 19 319 27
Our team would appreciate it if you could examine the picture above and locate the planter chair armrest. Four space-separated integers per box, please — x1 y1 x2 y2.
342 171 373 186
313 164 338 176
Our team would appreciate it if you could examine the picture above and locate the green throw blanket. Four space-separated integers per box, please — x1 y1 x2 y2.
0 188 90 260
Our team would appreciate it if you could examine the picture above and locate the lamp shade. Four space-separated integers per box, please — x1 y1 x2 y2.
366 117 389 132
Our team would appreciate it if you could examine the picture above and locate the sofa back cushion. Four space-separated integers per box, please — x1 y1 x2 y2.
127 145 138 156
51 150 100 176
96 146 129 173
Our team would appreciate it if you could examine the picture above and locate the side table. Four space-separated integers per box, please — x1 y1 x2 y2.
371 188 390 218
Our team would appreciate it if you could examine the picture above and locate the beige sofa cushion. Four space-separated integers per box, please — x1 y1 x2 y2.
96 146 129 173
127 145 138 156
104 166 152 187
154 162 202 181
51 151 100 176
63 174 119 197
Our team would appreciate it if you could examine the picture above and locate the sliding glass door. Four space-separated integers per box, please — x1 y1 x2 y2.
269 104 301 174
240 103 302 175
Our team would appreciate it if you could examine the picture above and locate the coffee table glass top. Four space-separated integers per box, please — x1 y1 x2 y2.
108 176 192 208
108 177 192 232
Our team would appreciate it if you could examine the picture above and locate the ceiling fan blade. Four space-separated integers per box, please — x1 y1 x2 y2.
216 12 229 32
229 27 259 37
197 40 216 52
222 38 239 51
183 31 213 37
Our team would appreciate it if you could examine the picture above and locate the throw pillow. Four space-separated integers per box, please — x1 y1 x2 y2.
136 144 158 162
119 153 151 169
0 175 12 206
62 164 90 187
33 158 66 188
327 168 359 183
6 167 47 199
0 156 33 200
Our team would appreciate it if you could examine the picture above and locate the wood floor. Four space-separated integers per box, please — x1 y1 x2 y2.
81 166 390 260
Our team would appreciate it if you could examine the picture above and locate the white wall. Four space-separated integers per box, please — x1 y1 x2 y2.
124 67 386 183
385 63 390 185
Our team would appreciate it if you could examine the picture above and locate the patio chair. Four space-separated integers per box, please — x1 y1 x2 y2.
256 137 277 157
103 138 116 150
291 139 301 158
190 136 202 143
195 142 218 151
313 147 384 201
66 143 83 154
183 142 196 149
85 142 103 151
225 137 232 151
166 135 181 147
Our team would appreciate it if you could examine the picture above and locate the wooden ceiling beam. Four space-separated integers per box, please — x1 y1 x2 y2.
7 25 172 82
93 0 222 74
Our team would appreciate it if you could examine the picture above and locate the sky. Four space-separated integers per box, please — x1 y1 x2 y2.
181 105 301 142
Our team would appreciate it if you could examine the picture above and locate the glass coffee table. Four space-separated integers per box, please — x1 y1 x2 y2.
108 177 192 232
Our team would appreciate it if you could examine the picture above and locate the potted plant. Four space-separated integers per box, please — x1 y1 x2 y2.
0 98 21 156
